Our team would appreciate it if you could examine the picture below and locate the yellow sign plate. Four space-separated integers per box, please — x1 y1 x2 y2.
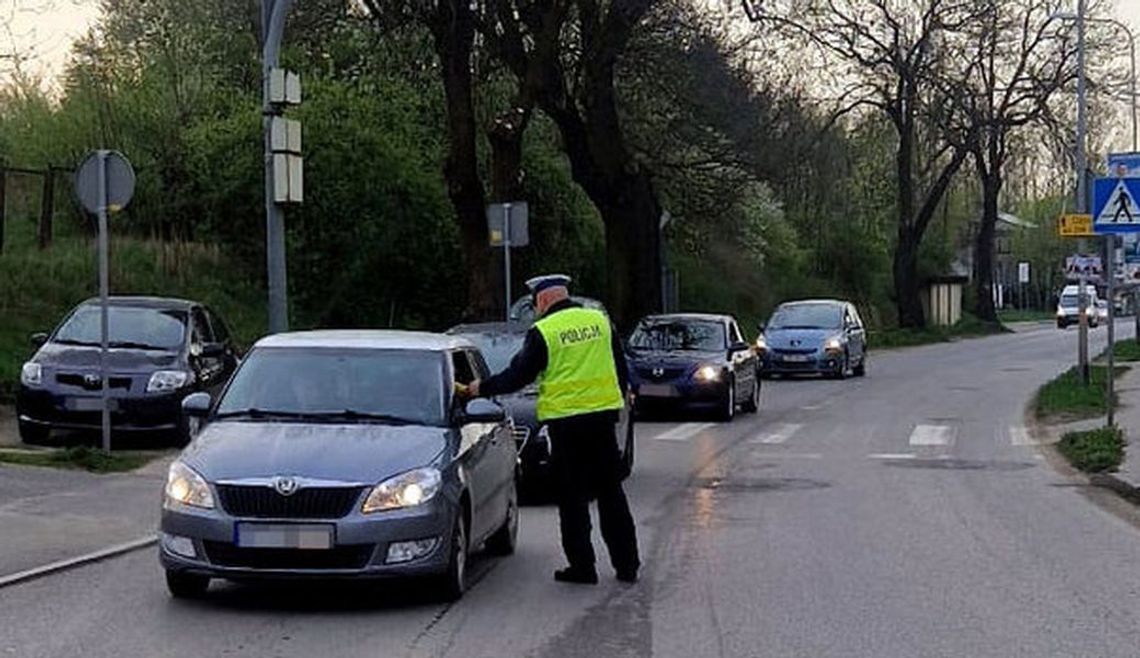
1059 213 1094 237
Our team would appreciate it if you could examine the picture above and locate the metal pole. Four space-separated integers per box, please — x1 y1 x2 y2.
97 150 111 454
503 203 512 322
1077 0 1091 385
263 0 293 334
1107 236 1117 427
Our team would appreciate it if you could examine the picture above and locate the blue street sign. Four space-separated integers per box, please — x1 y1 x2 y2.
1093 177 1140 233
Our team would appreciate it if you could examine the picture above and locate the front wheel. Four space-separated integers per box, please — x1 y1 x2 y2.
438 512 469 601
18 420 51 445
165 571 210 599
717 378 736 422
740 376 760 413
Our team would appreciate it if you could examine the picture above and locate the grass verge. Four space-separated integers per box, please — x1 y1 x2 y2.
1056 426 1126 473
870 314 1006 350
997 309 1056 323
0 446 159 473
1108 340 1140 363
1035 365 1129 422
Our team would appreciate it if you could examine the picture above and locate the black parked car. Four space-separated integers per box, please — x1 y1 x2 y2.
447 321 635 493
17 297 241 445
627 313 760 421
756 299 867 379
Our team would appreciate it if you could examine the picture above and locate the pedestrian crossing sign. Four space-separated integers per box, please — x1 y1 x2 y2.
1093 177 1140 233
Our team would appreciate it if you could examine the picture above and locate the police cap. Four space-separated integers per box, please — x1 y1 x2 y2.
525 274 572 295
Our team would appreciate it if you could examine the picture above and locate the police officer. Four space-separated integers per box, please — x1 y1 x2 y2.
468 274 640 584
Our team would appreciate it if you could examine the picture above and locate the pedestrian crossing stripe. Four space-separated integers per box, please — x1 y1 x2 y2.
1093 177 1140 233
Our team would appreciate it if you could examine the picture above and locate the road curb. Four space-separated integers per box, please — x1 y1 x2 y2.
0 535 157 590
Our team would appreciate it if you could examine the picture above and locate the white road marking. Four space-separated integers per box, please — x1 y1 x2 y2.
1009 426 1039 446
750 423 803 444
909 424 955 447
653 422 716 442
753 452 822 460
800 404 825 411
868 453 917 460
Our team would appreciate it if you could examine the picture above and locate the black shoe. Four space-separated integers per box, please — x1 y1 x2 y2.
616 569 638 583
554 567 598 585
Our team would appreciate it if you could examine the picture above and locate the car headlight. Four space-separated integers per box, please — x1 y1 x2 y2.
147 370 191 393
20 362 42 387
362 467 442 514
695 365 722 382
164 461 215 509
824 337 844 351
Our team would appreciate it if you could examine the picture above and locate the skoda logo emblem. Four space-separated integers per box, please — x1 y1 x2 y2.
652 367 665 378
84 374 100 387
273 476 299 497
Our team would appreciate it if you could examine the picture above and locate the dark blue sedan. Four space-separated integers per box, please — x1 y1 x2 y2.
757 300 867 379
627 313 760 421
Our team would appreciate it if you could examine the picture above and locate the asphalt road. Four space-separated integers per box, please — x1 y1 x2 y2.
4 322 1140 658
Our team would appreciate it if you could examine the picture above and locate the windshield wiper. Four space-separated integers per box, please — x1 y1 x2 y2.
213 408 311 421
54 338 99 346
109 340 165 350
305 410 417 425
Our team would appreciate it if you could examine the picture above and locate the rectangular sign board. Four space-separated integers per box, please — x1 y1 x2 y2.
1018 262 1030 284
1059 213 1094 237
487 202 529 247
1065 254 1103 280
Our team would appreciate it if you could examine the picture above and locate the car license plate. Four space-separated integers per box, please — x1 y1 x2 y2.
782 355 811 363
65 397 117 411
235 523 334 550
640 384 676 397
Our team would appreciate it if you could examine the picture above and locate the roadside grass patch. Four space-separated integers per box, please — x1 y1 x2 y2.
870 314 1005 350
1057 426 1126 473
1035 365 1129 421
1109 340 1140 363
0 446 158 473
997 309 1055 323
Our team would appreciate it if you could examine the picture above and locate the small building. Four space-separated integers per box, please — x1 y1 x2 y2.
922 270 968 327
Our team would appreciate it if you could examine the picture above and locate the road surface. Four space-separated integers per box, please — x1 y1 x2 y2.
4 323 1140 658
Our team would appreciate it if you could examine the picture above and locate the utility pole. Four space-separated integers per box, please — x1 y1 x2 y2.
262 0 297 334
1076 0 1091 385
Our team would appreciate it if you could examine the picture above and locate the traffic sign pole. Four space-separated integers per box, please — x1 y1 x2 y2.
97 151 111 454
503 203 512 322
1107 236 1116 427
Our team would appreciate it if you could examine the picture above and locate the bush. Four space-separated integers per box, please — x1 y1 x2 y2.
1057 426 1125 473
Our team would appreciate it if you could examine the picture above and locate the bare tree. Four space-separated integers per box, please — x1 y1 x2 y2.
752 0 979 328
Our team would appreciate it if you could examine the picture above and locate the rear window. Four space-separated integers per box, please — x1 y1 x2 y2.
629 320 726 351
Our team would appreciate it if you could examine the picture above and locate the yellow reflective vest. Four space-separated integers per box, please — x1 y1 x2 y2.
533 307 625 421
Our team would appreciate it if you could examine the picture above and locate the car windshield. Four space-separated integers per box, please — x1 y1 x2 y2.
461 333 524 373
629 320 725 352
216 348 447 426
54 305 187 349
1060 294 1079 308
768 304 843 330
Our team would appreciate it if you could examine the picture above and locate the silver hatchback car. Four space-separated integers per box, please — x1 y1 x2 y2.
159 331 519 600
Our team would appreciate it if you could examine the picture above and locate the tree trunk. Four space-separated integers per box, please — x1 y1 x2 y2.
430 0 496 321
973 166 1000 323
893 116 925 328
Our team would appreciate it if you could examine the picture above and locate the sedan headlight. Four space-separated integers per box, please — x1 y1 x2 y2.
165 461 215 509
695 365 722 382
20 362 42 387
147 370 191 393
824 337 844 351
362 467 442 514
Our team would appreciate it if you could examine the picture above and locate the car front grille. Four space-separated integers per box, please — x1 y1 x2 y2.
203 542 375 570
216 485 364 519
56 373 133 391
636 366 688 380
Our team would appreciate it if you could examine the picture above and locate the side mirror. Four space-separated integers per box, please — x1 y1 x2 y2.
200 342 226 358
462 398 507 424
729 341 750 354
182 392 212 418
30 332 48 347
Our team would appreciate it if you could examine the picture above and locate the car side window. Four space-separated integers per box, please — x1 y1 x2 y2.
452 350 476 385
467 350 491 380
207 308 231 345
848 305 864 330
729 322 745 345
190 309 213 346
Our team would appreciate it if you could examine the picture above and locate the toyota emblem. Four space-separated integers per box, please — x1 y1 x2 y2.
273 476 299 496
652 367 665 378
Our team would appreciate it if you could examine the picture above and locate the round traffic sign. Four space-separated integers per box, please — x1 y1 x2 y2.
75 150 136 215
